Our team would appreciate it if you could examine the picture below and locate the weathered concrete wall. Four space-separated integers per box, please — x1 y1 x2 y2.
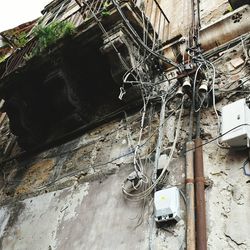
0 48 250 249
0 1 249 250
0 178 148 250
0 109 187 250
159 0 230 39
200 42 250 249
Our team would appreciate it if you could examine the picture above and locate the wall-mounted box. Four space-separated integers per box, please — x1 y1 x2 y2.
221 98 250 147
154 187 181 223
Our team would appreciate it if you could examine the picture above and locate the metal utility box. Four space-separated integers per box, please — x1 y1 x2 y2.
221 98 250 147
154 187 181 223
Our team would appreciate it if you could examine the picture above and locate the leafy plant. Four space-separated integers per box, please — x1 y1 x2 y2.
102 1 111 16
14 32 28 48
0 55 7 63
24 21 76 60
23 52 33 61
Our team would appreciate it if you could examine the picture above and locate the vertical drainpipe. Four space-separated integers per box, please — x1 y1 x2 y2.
185 140 196 250
194 112 207 250
186 101 196 250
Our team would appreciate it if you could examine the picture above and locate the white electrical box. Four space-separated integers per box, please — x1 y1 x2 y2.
221 98 250 147
154 187 181 223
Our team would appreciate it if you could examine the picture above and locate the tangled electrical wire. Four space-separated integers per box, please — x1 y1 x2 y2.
2 0 250 206
122 96 184 201
186 33 250 149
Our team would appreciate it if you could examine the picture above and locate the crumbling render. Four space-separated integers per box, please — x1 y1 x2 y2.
0 1 250 250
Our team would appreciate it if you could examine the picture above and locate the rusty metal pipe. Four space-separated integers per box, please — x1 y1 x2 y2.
186 141 196 250
194 137 207 250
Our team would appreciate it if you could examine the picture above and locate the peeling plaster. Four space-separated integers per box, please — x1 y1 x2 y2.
0 1 249 249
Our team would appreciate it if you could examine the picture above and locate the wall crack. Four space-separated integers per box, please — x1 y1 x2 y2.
225 233 247 247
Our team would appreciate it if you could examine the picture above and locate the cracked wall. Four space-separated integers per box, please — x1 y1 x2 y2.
0 1 250 250
0 109 187 250
200 41 250 249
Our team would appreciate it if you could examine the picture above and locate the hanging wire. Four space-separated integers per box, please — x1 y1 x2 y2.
122 96 184 201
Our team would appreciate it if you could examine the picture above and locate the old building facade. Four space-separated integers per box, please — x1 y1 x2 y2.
0 0 249 249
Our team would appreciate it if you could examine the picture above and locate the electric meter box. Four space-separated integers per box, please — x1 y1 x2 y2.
154 187 181 223
221 98 250 147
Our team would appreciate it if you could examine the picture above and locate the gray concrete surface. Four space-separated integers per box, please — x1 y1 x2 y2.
0 167 149 250
0 1 250 250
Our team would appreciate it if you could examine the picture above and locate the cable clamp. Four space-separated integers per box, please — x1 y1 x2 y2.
119 87 126 100
185 178 194 184
195 177 206 183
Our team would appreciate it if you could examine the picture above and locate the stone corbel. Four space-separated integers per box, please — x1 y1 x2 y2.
100 23 140 86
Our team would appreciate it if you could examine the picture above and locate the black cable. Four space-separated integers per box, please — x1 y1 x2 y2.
5 118 250 189
0 100 145 166
29 97 180 189
218 77 250 92
41 98 182 192
1 1 181 165
196 110 201 139
36 149 136 189
50 89 177 160
111 0 181 69
205 33 250 60
188 104 194 141
184 123 250 154
0 78 178 167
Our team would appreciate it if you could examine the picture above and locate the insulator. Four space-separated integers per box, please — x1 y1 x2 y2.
199 80 208 94
176 86 184 97
182 77 191 92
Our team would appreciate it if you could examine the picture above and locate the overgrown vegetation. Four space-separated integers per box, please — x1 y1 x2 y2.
14 32 28 48
24 21 76 60
0 55 8 63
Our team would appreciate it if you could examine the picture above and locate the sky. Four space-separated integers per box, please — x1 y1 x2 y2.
0 0 52 32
